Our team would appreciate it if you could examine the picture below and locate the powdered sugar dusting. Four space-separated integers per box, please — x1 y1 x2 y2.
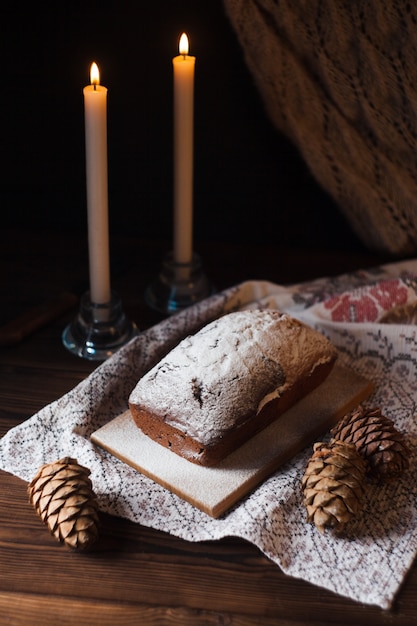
129 310 337 445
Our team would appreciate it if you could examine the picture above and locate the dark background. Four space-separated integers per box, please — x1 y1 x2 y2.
1 1 364 252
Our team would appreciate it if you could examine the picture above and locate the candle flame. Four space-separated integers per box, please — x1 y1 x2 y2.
90 62 100 86
179 33 189 56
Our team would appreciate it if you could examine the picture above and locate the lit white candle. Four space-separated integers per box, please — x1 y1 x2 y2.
172 33 195 265
83 61 111 304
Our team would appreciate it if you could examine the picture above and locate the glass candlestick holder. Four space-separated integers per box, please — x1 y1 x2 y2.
145 251 213 315
62 290 138 361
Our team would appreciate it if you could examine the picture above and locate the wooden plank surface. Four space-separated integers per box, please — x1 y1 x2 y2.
3 228 417 625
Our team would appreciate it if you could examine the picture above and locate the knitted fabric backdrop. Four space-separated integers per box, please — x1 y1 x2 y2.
223 0 417 255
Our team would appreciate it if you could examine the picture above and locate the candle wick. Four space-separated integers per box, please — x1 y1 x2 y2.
93 83 97 91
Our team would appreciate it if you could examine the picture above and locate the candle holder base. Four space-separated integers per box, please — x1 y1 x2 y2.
145 252 213 315
62 290 138 361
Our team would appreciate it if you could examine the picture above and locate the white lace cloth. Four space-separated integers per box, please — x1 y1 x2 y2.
2 259 417 608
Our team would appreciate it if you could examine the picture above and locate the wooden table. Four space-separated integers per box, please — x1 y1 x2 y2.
1 228 416 625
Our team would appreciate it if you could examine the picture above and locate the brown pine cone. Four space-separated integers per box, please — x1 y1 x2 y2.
301 439 367 534
380 301 417 324
330 405 409 480
28 457 100 550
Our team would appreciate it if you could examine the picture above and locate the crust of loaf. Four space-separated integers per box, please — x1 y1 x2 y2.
129 357 335 466
128 310 337 467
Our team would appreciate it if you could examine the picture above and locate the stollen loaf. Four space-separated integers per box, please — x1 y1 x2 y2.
128 310 337 466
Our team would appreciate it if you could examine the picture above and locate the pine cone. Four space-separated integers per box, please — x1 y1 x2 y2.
330 405 409 480
301 439 367 534
380 301 417 324
28 457 99 550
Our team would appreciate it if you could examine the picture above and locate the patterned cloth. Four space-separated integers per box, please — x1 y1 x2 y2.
223 0 417 255
2 259 417 608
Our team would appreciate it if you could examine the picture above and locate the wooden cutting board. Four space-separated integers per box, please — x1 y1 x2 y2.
91 365 373 518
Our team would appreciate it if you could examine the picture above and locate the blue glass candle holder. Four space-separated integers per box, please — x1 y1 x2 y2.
145 252 213 315
62 290 138 361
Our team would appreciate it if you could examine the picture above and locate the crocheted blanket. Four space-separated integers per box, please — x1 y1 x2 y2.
223 0 417 255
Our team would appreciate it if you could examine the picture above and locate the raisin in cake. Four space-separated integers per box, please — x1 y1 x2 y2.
128 309 337 466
